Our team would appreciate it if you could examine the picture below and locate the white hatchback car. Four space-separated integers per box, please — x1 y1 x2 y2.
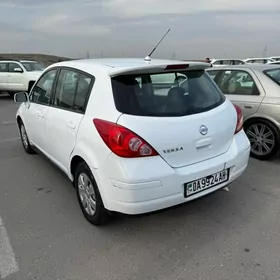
14 58 250 225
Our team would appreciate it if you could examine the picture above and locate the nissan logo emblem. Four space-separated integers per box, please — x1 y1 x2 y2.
199 125 208 135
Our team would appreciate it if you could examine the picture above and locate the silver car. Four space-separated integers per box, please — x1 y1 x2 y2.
207 64 280 160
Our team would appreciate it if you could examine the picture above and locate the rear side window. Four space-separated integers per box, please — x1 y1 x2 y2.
53 69 93 113
0 63 8 72
111 70 225 117
264 68 280 85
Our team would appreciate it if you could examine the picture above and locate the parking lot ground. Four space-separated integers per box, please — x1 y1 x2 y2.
1 94 280 280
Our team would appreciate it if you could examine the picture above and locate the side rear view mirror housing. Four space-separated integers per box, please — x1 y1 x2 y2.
13 68 23 73
14 92 29 103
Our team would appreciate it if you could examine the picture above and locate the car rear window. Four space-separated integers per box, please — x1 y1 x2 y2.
264 68 280 85
111 70 225 117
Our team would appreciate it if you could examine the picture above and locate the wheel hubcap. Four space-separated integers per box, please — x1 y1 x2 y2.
20 125 28 148
246 123 275 156
78 173 96 216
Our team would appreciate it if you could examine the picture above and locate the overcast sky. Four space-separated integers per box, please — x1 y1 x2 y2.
0 0 280 59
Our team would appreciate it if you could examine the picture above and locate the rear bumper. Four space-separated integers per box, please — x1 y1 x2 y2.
91 130 250 215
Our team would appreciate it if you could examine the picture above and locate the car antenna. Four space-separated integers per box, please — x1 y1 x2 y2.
144 28 171 62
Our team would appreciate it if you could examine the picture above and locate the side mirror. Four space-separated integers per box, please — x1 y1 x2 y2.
14 92 29 103
13 68 23 73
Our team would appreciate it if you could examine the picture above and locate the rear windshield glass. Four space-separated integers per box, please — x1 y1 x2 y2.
264 68 280 85
111 70 225 117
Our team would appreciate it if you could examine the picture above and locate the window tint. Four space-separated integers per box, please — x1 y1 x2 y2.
216 70 259 96
30 69 57 105
207 70 220 80
0 63 8 72
53 69 92 113
264 68 280 85
234 60 244 65
111 70 225 117
21 61 45 72
9 63 22 72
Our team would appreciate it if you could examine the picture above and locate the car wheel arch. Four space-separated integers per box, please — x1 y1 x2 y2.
244 115 280 130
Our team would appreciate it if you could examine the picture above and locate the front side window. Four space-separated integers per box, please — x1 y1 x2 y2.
21 61 45 72
216 70 259 95
53 69 93 113
264 68 280 85
0 63 8 72
30 69 57 105
9 63 23 72
111 70 225 117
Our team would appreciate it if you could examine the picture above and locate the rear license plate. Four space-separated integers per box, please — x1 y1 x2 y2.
184 169 230 198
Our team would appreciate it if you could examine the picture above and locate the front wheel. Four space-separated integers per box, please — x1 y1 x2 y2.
19 121 35 154
245 119 280 160
74 162 109 225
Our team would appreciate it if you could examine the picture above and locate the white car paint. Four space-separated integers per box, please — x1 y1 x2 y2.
0 60 43 93
15 58 250 220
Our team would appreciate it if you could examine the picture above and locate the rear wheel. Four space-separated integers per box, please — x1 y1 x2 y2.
245 119 280 160
18 120 35 154
74 162 109 225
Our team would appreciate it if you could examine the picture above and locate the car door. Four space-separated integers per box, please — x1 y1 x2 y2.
45 68 93 173
214 69 264 119
0 62 9 91
24 69 58 151
7 62 26 92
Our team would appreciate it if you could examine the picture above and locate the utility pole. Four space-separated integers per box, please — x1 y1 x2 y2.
262 45 267 57
86 51 90 59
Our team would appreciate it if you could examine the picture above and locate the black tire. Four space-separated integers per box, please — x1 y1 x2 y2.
74 161 109 225
18 120 35 154
244 119 280 160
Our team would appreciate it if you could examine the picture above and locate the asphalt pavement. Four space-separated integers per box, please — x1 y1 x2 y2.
1 94 280 280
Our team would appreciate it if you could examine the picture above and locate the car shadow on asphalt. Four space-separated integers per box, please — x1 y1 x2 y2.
0 93 13 100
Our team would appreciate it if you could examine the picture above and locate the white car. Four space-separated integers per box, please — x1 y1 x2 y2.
211 58 246 67
0 59 45 96
243 58 275 64
14 58 250 225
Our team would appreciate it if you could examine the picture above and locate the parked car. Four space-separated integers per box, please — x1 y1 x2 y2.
14 58 250 225
267 61 280 65
207 64 280 160
243 58 275 64
210 58 245 67
0 59 44 97
268 56 280 62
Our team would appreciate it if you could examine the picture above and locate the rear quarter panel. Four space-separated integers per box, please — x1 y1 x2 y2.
70 69 122 171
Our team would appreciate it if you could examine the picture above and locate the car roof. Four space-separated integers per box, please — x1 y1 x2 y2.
244 57 272 60
20 60 39 62
206 64 280 72
50 58 210 76
211 58 243 61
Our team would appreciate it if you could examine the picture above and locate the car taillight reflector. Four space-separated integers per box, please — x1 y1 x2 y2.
234 104 243 134
165 64 189 70
93 119 158 158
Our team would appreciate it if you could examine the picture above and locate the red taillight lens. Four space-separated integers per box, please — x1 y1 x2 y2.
234 104 243 134
93 119 159 158
165 64 189 70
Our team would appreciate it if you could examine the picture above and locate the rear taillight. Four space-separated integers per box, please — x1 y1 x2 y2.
93 119 158 158
234 104 243 134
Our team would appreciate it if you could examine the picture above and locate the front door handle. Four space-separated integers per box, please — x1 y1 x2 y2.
244 105 252 109
66 121 76 129
36 111 44 118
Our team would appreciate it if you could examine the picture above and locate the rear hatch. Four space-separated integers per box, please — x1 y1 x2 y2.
111 63 237 168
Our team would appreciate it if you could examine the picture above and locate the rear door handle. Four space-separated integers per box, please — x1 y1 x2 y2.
66 121 76 129
244 105 252 109
36 111 44 118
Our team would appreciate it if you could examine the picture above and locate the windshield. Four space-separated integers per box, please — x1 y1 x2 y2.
264 68 280 85
21 61 45 71
111 70 225 117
